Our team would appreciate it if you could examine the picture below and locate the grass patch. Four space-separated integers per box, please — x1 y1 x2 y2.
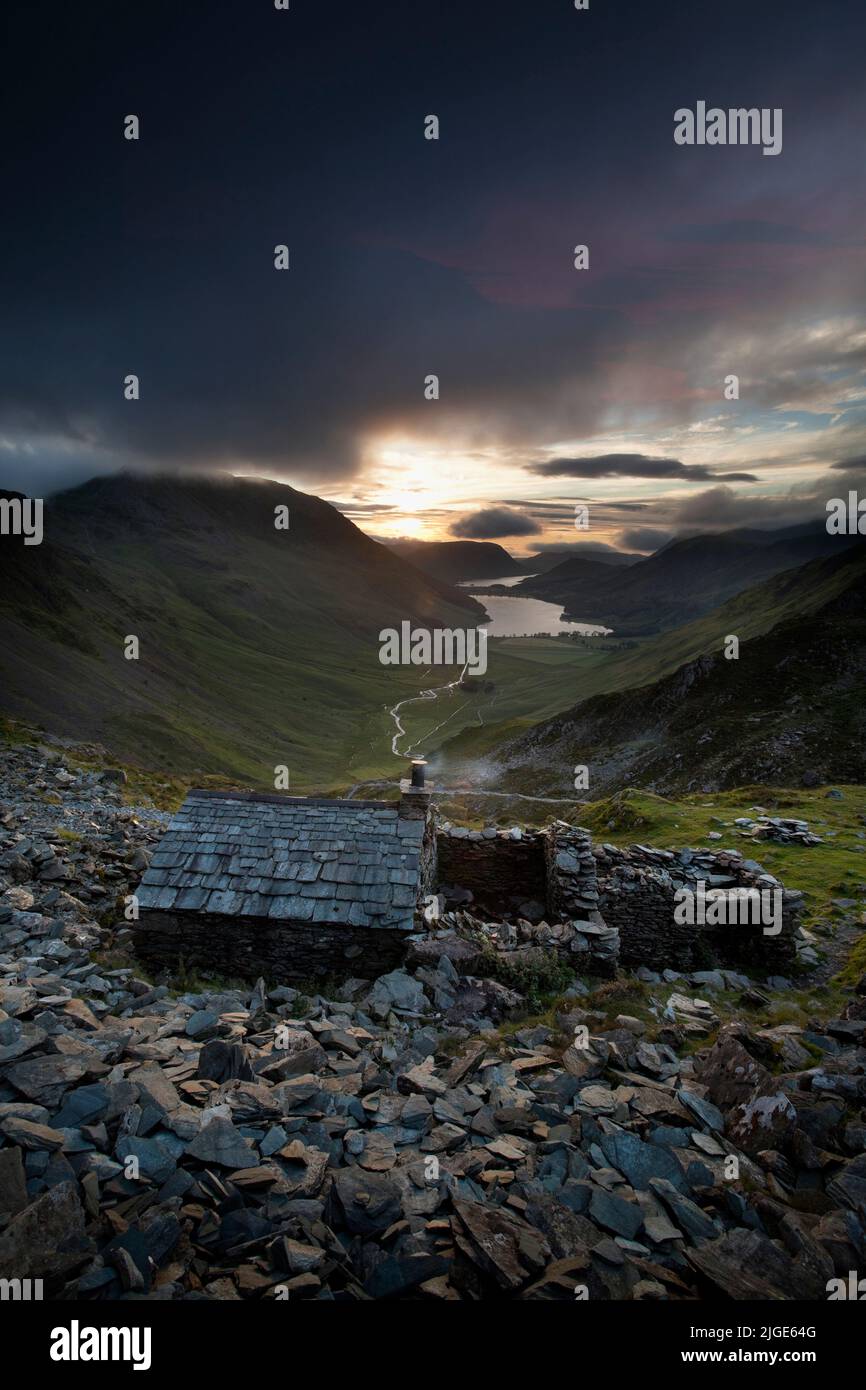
578 784 866 940
837 933 866 988
161 958 251 997
476 947 577 1012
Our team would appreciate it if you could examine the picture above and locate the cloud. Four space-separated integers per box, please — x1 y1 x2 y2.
618 526 674 552
330 502 397 514
526 453 757 482
1 0 864 517
529 538 631 557
661 220 842 247
669 484 824 531
449 507 542 539
0 243 625 496
829 456 866 473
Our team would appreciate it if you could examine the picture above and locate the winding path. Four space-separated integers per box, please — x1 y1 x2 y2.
387 661 472 757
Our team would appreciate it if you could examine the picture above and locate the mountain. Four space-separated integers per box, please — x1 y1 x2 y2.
482 556 866 796
0 473 484 786
384 538 524 583
522 547 637 574
514 525 861 634
518 554 622 589
383 540 639 585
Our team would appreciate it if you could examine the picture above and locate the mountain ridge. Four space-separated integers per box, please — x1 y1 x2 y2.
515 524 860 634
482 560 866 795
0 473 484 786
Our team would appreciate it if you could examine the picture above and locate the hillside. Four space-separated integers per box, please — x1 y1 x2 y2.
483 562 866 796
515 554 621 589
522 547 637 573
516 524 861 634
384 538 523 582
435 545 866 772
0 474 484 786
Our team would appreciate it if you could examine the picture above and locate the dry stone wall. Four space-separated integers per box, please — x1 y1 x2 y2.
594 842 800 973
436 828 547 917
544 822 619 976
132 804 800 985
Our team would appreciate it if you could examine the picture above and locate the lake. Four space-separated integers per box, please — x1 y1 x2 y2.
458 576 612 638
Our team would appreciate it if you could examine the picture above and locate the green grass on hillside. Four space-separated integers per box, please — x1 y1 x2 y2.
437 550 866 773
579 784 866 930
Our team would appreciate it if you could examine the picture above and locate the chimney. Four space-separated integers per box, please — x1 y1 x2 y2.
399 756 431 819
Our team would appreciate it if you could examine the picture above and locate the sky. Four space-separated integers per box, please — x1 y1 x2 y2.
2 0 865 554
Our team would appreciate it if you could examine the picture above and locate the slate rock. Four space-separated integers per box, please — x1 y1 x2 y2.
5 1053 91 1107
0 1180 93 1280
366 1252 451 1298
185 1009 220 1039
696 1032 770 1111
451 1198 551 1293
0 1145 29 1217
0 1115 65 1151
328 1167 402 1236
827 1154 866 1213
368 970 428 1018
114 1136 178 1184
599 1129 689 1194
648 1176 718 1244
196 1039 254 1083
186 1116 258 1170
729 1088 798 1157
687 1227 830 1300
589 1187 643 1240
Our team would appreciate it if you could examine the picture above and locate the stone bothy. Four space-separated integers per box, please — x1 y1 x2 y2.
134 792 799 983
133 788 435 981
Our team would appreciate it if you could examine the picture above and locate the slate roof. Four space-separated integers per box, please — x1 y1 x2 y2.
136 790 426 931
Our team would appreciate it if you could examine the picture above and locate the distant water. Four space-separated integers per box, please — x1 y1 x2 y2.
458 576 611 638
457 573 532 590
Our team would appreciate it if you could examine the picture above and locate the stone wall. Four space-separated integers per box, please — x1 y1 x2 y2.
133 910 412 983
594 842 800 973
435 821 620 976
544 823 619 976
545 823 600 920
134 812 801 987
436 829 547 917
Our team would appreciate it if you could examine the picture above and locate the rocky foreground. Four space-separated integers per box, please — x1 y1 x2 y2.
0 741 864 1301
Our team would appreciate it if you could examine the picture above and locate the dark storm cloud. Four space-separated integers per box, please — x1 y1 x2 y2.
527 455 758 483
619 526 674 552
670 484 827 531
1 0 864 499
661 221 842 247
450 507 541 539
0 235 624 493
829 457 866 473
